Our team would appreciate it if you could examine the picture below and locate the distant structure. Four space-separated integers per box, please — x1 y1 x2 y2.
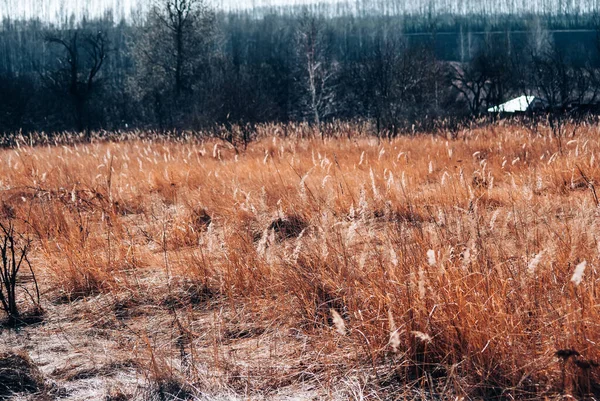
487 96 539 113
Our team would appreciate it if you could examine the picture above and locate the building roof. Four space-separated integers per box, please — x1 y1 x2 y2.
487 96 536 113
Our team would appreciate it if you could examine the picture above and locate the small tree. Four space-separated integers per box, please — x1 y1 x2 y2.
367 31 403 136
44 30 108 138
133 0 215 130
520 19 595 143
450 35 514 116
295 13 338 130
0 221 40 326
361 30 443 136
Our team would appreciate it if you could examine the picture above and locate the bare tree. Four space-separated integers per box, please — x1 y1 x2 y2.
525 20 569 113
581 11 600 111
363 33 442 136
296 14 338 128
450 35 514 115
450 61 488 115
368 31 402 136
0 220 40 326
518 19 597 143
44 30 108 137
134 0 215 130
150 0 213 96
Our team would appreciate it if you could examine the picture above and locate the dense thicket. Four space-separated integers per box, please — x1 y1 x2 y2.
2 0 600 137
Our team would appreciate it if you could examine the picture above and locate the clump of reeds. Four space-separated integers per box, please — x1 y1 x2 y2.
0 121 598 398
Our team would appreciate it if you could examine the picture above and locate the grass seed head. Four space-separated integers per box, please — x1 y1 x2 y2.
411 331 432 343
427 249 436 266
331 309 346 336
571 261 587 286
528 251 544 275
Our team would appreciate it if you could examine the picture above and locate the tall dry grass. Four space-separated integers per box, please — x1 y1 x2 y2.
1 121 599 398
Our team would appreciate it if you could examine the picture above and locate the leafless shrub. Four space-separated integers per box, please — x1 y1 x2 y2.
0 220 41 326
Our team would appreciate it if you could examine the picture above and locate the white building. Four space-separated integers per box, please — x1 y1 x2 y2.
487 96 539 113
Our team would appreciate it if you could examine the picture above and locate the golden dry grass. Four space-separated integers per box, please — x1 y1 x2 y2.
1 121 599 399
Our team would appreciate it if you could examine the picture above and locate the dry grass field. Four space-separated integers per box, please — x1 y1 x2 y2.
1 121 600 400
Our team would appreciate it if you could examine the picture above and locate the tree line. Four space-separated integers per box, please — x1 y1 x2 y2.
2 0 600 139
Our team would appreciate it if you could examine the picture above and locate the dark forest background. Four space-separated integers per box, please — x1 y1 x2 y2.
3 0 600 138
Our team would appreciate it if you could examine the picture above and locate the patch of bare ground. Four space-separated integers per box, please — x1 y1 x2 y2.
1 282 372 400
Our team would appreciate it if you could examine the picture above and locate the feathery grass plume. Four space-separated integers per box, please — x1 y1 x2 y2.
346 221 358 244
418 267 426 299
357 188 368 217
319 229 329 259
331 309 346 335
489 209 500 230
256 229 270 256
389 247 398 267
388 309 400 353
571 261 587 286
437 208 445 226
427 249 436 267
265 229 276 263
370 168 380 200
528 251 544 275
299 170 311 200
411 331 432 343
386 171 394 191
462 247 471 268
291 229 306 262
358 151 365 166
441 171 449 186
359 251 367 269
